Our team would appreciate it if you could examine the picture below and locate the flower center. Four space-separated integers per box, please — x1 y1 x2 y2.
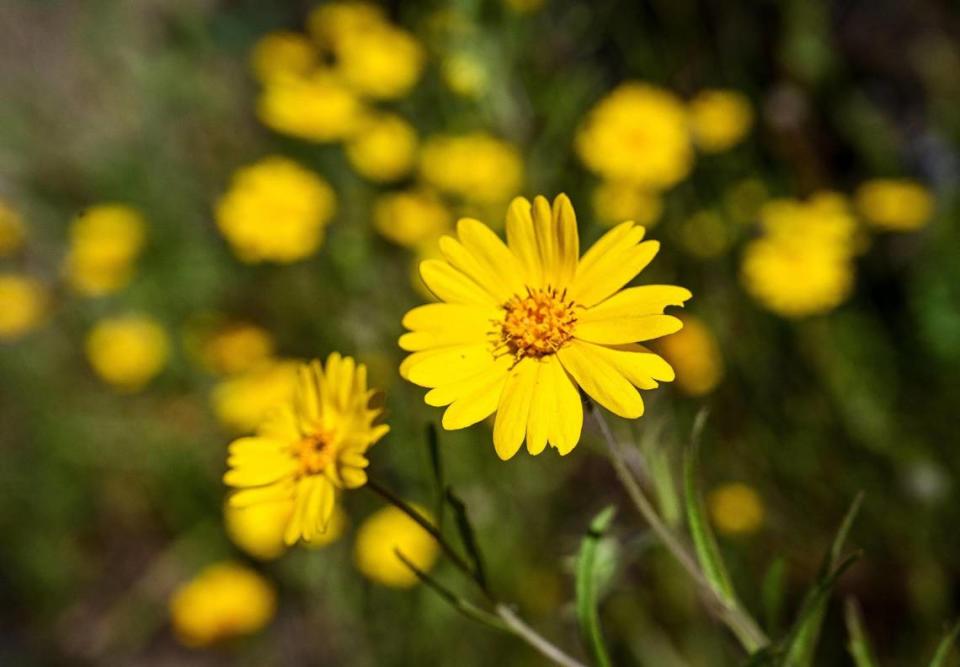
296 430 335 476
499 287 578 361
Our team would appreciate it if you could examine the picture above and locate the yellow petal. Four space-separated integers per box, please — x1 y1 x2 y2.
571 240 661 307
441 362 510 430
257 405 300 440
575 313 684 345
340 465 368 488
551 194 579 289
228 481 295 508
420 259 497 305
557 340 644 418
456 218 526 295
401 344 498 387
589 343 676 389
525 355 583 456
439 236 514 302
505 197 541 286
425 355 512 407
227 436 287 459
576 221 644 278
284 478 314 545
582 285 692 319
399 303 500 351
532 195 559 286
493 358 539 460
224 451 298 488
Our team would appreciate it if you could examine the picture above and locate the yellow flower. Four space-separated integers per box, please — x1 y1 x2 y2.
441 53 489 98
210 360 299 433
200 322 275 376
354 505 439 588
400 194 690 460
0 200 25 256
419 133 524 205
0 274 47 341
307 1 386 49
86 315 170 392
169 562 276 647
215 156 336 263
373 189 452 248
224 354 389 545
855 178 934 231
257 70 364 142
688 89 753 153
225 501 347 560
592 181 663 228
250 31 316 83
759 193 857 250
576 82 693 190
65 204 146 296
657 315 724 396
335 25 424 100
708 483 764 536
345 113 418 183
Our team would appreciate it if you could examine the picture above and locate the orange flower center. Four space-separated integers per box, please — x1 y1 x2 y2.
297 430 335 476
499 287 578 360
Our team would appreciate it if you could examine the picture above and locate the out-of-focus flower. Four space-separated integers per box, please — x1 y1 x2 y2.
676 210 734 258
592 181 663 228
64 204 146 297
86 315 169 392
225 501 347 560
374 189 452 248
419 133 523 205
224 355 388 545
576 83 693 190
658 315 724 396
169 562 276 647
708 483 764 536
200 322 274 376
307 1 386 49
688 89 754 153
258 71 363 142
354 505 439 588
400 194 688 459
335 25 425 100
759 193 857 250
250 31 316 83
215 156 335 263
855 179 934 231
0 274 47 341
441 53 489 98
0 200 25 256
210 360 299 433
725 178 768 224
345 113 418 183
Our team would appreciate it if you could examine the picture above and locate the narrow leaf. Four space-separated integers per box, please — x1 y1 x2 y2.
576 506 617 667
928 621 960 667
761 557 787 636
446 488 487 589
844 598 880 667
425 423 445 527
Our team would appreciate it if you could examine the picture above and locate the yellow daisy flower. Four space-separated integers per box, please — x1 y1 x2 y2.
399 194 690 460
224 354 388 545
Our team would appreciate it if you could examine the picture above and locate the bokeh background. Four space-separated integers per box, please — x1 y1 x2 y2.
1 0 959 665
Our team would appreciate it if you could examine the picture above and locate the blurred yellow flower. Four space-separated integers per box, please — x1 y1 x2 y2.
257 70 363 142
688 89 753 153
354 505 439 588
442 53 489 98
86 315 169 392
0 274 47 341
400 194 688 459
215 156 336 263
708 483 764 536
224 354 388 545
658 315 724 396
250 31 316 83
307 1 386 49
225 500 347 560
855 178 934 231
0 200 25 256
419 132 524 205
210 360 299 433
576 82 693 190
345 113 418 183
759 192 857 250
335 25 424 100
65 203 146 297
169 562 276 647
592 181 663 228
374 189 452 248
200 322 275 376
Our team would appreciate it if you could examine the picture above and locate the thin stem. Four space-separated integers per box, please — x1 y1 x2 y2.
496 604 588 667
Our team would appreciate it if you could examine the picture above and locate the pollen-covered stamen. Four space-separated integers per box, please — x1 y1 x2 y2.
497 287 578 360
296 429 335 476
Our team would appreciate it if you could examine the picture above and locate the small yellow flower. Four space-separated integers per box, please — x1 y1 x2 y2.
419 133 524 205
0 200 25 256
335 25 425 100
225 501 347 560
576 82 693 190
86 315 170 392
210 360 299 433
200 322 275 376
345 113 418 183
855 178 934 231
708 483 764 536
354 505 439 588
257 70 364 142
0 274 47 341
400 194 689 459
441 53 489 98
307 1 386 48
224 354 388 545
688 89 753 153
215 156 336 263
64 204 146 297
592 181 663 228
250 31 316 83
658 315 724 396
374 189 452 248
169 562 276 647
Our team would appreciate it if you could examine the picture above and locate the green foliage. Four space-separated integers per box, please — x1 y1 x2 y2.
576 506 618 667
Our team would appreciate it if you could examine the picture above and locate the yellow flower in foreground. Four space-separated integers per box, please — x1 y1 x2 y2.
400 194 689 459
592 181 663 228
0 274 47 341
211 360 299 433
225 354 388 545
354 505 439 588
335 25 424 100
345 113 418 183
708 483 764 536
419 133 524 205
688 89 753 153
169 562 276 647
374 189 452 248
200 322 275 376
65 203 146 296
86 315 169 392
226 501 347 560
257 71 363 142
215 156 336 263
250 31 316 83
855 178 934 231
307 1 385 49
0 200 25 256
658 315 724 396
576 82 693 190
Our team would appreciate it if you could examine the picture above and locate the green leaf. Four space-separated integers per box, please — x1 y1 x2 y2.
576 506 617 667
844 598 880 667
445 488 487 589
761 557 787 636
928 621 960 667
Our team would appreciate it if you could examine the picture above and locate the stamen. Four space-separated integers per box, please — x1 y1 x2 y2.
495 286 578 362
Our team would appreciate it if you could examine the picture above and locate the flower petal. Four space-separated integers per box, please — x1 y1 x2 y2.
399 303 501 351
557 340 644 418
456 218 526 295
525 355 583 455
571 239 661 307
441 363 510 429
419 259 497 305
493 357 540 460
551 194 579 289
506 197 542 286
583 285 692 318
425 355 512 407
588 342 676 389
401 344 498 387
228 481 295 508
440 236 514 302
575 313 683 345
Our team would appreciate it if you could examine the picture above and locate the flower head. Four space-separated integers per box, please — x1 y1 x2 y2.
335 25 424 100
400 194 690 460
0 274 47 341
257 71 363 142
687 89 753 153
250 31 316 84
419 132 524 205
374 189 452 248
855 178 934 231
211 360 299 433
224 354 388 545
64 203 146 296
708 483 764 536
354 505 439 588
307 1 386 49
199 321 275 376
86 315 169 392
345 113 418 183
658 314 724 396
